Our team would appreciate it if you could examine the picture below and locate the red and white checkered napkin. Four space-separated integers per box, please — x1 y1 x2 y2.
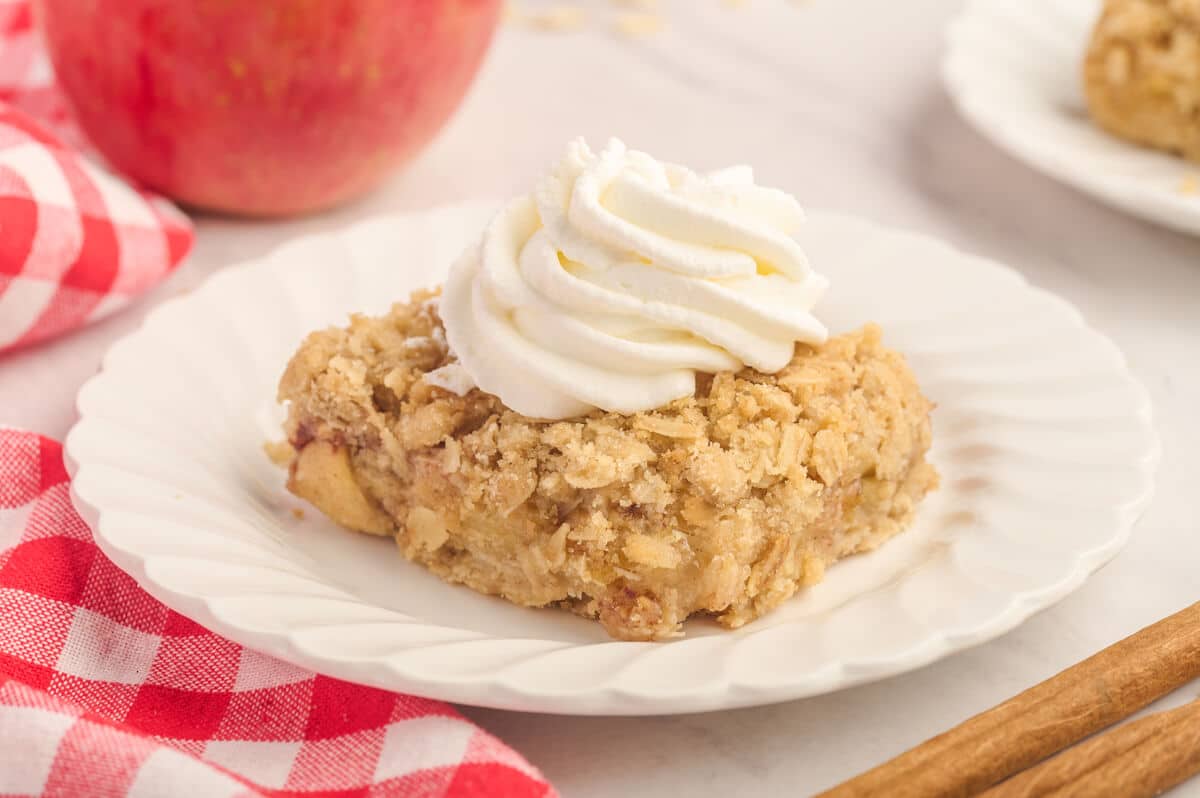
0 2 77 145
0 428 557 798
0 1 194 354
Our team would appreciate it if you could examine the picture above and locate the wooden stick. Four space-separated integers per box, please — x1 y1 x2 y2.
817 602 1200 798
981 699 1200 798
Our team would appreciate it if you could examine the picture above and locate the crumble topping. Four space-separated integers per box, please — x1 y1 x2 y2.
1084 0 1200 162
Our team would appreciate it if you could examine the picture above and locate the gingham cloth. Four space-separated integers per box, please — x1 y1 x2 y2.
0 429 556 798
0 1 194 354
0 1 79 147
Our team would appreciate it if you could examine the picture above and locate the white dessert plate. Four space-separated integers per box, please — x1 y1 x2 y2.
943 0 1200 236
65 202 1158 716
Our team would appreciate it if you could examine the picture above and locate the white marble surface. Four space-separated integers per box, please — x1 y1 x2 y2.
2 1 1198 794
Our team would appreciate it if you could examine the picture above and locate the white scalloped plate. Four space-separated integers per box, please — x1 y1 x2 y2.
944 0 1200 236
64 202 1158 715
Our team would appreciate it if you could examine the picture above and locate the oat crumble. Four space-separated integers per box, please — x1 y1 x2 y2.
276 290 937 640
1084 0 1200 162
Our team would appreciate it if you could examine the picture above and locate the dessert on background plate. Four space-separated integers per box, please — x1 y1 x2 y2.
1083 0 1200 163
276 138 937 641
945 0 1200 236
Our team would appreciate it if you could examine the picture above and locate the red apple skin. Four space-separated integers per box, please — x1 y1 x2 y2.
37 0 501 216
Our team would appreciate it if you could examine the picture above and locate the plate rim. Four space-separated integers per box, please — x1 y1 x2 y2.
64 202 1161 715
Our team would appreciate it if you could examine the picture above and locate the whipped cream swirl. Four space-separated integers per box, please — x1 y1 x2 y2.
440 138 829 419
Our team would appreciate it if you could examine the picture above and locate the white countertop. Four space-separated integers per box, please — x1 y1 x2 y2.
3 1 1198 794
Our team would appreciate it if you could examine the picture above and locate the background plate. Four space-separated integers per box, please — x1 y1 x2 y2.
944 0 1200 236
65 202 1158 715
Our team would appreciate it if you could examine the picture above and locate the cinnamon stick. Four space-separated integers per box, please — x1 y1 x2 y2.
817 602 1200 798
981 699 1200 798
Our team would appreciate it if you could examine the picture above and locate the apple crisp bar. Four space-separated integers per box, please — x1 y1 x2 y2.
1083 0 1200 162
276 290 937 641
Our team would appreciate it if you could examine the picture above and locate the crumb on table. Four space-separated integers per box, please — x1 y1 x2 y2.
527 4 587 31
614 11 664 36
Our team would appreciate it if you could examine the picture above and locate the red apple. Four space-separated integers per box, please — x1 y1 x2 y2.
36 0 501 216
